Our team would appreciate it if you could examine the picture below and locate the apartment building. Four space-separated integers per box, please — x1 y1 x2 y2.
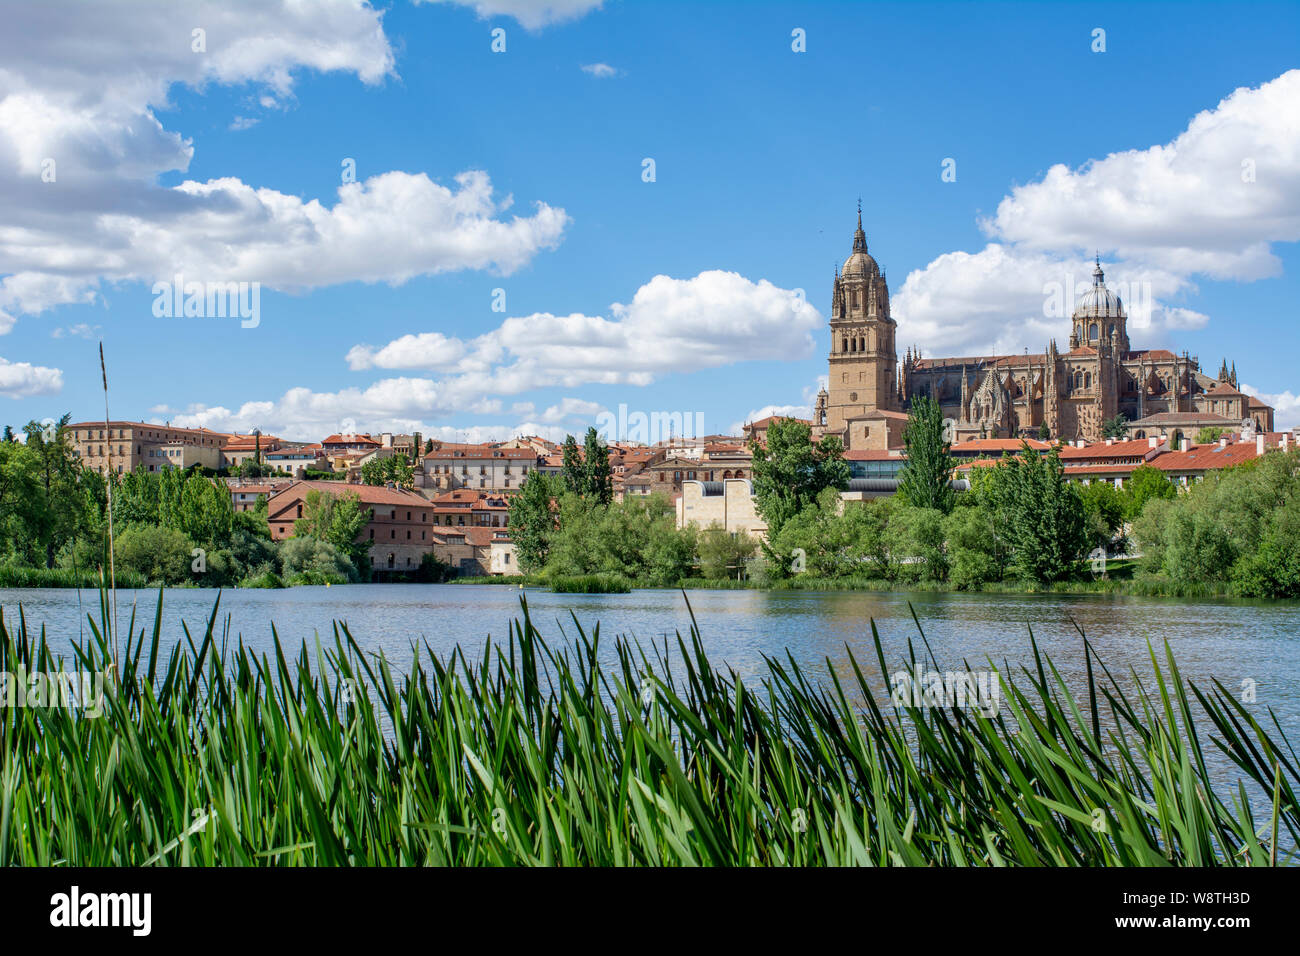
265 480 436 573
67 420 230 475
422 445 542 491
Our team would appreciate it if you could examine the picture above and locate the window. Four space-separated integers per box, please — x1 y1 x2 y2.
406 530 411 539
297 504 303 517
406 511 411 520
390 529 395 539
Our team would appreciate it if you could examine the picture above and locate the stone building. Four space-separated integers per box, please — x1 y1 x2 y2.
811 212 1274 447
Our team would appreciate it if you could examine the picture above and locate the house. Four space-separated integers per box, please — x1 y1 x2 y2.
265 480 436 574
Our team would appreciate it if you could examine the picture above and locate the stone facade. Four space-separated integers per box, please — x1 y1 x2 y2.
811 214 1274 447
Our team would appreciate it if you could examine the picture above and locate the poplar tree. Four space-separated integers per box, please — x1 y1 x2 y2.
897 396 955 514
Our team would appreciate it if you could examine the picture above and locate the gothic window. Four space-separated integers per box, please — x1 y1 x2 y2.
1084 372 1091 389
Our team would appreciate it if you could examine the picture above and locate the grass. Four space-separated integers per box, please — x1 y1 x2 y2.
0 563 148 589
549 573 633 593
0 588 1295 866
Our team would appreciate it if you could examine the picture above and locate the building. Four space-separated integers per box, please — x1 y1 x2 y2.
426 489 510 528
67 420 230 475
808 210 1276 447
676 479 768 538
265 480 435 574
422 444 542 491
220 433 281 470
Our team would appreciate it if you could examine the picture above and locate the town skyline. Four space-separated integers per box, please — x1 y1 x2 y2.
2 1 1298 442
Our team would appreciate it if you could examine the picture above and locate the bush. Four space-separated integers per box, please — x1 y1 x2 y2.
113 523 195 585
279 536 359 583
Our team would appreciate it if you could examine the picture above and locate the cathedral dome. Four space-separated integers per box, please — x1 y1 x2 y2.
1072 257 1125 318
842 204 878 278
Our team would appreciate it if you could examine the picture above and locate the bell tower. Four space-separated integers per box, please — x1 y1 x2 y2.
825 202 899 441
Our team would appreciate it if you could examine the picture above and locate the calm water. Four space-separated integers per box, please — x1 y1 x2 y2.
3 583 1297 717
5 583 1298 804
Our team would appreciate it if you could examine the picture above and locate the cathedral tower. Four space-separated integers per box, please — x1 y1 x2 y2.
824 204 899 440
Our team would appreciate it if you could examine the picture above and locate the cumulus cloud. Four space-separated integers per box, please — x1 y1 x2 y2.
348 270 823 393
0 0 568 329
418 0 605 30
891 70 1300 359
580 63 619 78
1242 384 1300 432
0 357 63 398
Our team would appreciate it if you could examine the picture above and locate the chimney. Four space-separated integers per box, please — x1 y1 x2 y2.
1284 433 1292 452
1148 436 1158 449
1105 437 1114 446
1256 433 1265 456
1180 438 1190 452
1218 437 1228 448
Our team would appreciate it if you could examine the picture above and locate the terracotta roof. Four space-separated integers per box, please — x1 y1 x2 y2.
1151 443 1261 472
268 479 428 507
463 527 512 548
1205 381 1246 396
1058 439 1162 461
426 446 538 460
321 433 380 446
1125 349 1179 361
1128 411 1237 426
745 415 811 429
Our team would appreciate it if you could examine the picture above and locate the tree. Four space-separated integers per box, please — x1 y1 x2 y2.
582 427 613 505
1123 464 1177 520
1196 427 1226 444
560 435 584 495
698 525 758 579
897 396 955 514
1037 422 1051 441
23 415 92 568
749 418 849 540
982 445 1087 584
1 426 13 443
424 438 435 454
1102 414 1129 440
294 489 371 569
508 472 560 571
360 454 414 489
1078 480 1125 550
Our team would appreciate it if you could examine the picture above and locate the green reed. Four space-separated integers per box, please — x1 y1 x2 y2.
0 588 1295 866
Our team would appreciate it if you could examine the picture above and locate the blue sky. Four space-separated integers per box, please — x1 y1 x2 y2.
2 0 1298 439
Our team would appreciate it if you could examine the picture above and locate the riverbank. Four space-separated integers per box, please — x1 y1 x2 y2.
2 588 1292 866
451 560 1247 599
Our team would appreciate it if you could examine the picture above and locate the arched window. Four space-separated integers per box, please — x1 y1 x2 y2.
1084 372 1092 389
842 337 849 353
1089 323 1099 340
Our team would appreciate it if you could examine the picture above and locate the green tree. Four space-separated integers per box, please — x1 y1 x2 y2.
1102 414 1129 440
897 396 955 514
560 435 584 495
698 525 759 579
1196 427 1226 444
582 427 613 505
360 454 414 489
1123 464 1177 520
1079 480 1125 550
1037 422 1051 441
982 445 1087 584
749 418 849 540
294 489 371 569
508 472 561 572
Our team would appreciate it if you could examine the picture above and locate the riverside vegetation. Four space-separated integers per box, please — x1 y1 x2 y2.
508 407 1300 598
0 588 1295 865
0 415 449 589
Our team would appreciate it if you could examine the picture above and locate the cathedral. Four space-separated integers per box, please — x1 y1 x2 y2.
812 209 1275 450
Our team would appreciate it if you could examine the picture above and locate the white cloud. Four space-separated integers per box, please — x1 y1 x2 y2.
0 357 63 397
1242 384 1300 432
891 70 1300 361
51 322 101 340
228 116 260 132
580 63 618 78
418 0 605 30
0 1 568 329
348 270 822 394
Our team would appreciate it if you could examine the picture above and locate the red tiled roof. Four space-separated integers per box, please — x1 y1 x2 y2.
1151 443 1261 472
321 433 380 446
951 438 1052 453
269 479 428 507
1058 439 1162 461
